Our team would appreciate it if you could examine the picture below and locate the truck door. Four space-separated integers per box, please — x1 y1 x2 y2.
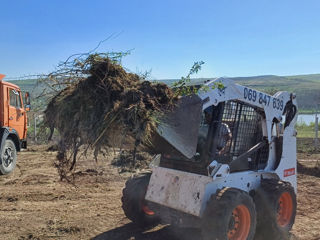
8 88 26 139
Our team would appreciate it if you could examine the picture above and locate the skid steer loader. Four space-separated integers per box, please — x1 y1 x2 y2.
122 78 298 240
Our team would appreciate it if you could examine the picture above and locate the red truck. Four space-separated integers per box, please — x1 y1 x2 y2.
0 74 30 175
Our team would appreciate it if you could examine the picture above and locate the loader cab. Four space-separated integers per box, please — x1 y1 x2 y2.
202 101 269 171
159 99 269 175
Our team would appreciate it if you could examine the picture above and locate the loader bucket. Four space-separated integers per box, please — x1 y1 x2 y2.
154 94 203 159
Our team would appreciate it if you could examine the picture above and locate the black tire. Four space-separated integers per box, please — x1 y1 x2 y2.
201 188 256 240
254 179 297 240
121 174 159 227
0 139 17 175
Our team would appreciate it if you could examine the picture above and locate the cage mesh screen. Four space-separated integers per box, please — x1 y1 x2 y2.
216 101 268 168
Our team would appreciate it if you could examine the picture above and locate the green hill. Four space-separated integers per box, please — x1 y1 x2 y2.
7 74 320 113
232 74 320 112
159 74 320 113
9 79 40 93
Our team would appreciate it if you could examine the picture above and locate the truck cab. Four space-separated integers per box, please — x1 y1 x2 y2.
0 74 30 175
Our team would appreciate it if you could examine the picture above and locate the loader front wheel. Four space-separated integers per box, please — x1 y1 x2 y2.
254 179 296 240
201 188 256 240
0 139 17 175
121 174 159 228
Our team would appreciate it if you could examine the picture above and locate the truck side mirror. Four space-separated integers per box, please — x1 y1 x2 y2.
25 92 31 111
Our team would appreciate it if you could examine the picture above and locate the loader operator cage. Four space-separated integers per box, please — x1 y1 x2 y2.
210 100 269 171
159 99 269 175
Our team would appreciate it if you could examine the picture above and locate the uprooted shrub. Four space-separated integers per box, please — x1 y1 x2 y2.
43 53 177 180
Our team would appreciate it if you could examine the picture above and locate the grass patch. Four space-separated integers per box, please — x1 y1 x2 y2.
297 138 320 153
296 122 320 138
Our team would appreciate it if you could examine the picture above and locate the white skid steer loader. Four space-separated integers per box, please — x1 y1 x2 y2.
121 78 298 240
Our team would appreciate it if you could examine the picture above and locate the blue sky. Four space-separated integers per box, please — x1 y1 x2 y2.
0 0 320 79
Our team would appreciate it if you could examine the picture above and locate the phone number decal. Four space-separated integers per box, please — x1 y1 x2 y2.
243 87 283 110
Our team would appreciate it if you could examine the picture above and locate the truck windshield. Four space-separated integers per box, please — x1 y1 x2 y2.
9 89 22 108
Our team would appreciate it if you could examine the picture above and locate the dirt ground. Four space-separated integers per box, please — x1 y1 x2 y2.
0 146 319 240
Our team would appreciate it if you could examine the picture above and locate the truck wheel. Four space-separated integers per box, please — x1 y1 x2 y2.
254 179 296 240
121 174 159 228
201 188 256 240
0 139 17 175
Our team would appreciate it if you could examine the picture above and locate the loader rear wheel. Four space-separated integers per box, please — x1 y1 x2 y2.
254 179 296 240
201 188 256 240
0 139 17 175
121 174 159 228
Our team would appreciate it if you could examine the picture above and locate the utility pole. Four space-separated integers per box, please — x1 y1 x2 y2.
34 114 37 143
315 113 319 149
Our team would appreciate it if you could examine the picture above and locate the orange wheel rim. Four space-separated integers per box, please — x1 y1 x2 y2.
141 186 155 216
277 192 293 227
141 204 155 216
227 204 251 240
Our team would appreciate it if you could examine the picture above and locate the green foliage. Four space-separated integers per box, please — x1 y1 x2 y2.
172 61 224 96
172 61 205 96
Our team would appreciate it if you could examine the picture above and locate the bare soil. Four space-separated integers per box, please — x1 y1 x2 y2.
0 147 319 240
